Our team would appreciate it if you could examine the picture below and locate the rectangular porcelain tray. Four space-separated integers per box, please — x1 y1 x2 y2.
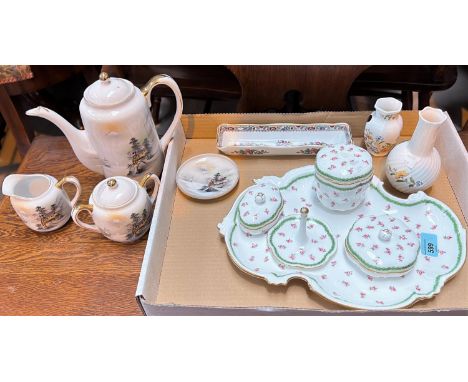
217 123 352 156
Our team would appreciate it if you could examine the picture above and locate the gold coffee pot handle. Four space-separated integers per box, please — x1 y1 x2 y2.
140 74 183 152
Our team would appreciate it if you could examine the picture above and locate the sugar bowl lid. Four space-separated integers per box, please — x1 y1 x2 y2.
238 183 283 230
345 214 420 276
316 144 372 182
83 72 135 107
92 176 138 209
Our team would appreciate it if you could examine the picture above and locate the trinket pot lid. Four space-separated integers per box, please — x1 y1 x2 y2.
176 154 239 200
238 183 283 229
316 144 372 182
84 72 135 107
345 214 420 276
92 176 138 209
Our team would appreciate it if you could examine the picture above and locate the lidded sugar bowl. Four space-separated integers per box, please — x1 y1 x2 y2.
72 173 159 243
238 183 284 235
314 144 373 211
345 214 420 277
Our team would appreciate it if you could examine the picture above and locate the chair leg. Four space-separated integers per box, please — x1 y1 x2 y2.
151 95 161 124
0 86 32 158
203 99 213 114
419 91 432 108
401 91 413 110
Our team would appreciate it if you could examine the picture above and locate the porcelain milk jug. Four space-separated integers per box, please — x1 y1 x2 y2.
386 106 446 193
2 174 81 232
25 72 183 180
72 173 159 243
364 97 403 156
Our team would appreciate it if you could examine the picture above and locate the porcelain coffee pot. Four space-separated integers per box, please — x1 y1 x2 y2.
25 73 183 180
71 173 159 243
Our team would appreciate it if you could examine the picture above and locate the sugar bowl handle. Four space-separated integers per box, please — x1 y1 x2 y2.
139 173 161 204
71 204 99 233
55 175 81 206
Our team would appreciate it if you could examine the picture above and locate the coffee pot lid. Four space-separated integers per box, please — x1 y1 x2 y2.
83 72 134 107
92 176 138 209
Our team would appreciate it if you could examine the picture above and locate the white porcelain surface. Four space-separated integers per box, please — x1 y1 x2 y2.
316 144 372 180
238 183 283 234
345 214 419 277
72 174 159 243
217 123 352 156
267 211 336 269
2 174 81 232
386 107 446 193
176 154 239 200
364 97 403 156
314 144 373 211
25 73 183 180
218 165 466 310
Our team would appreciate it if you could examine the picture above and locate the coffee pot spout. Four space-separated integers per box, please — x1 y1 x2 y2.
26 107 105 175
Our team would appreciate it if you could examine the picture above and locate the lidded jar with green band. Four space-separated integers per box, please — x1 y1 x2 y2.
238 183 284 235
313 144 373 211
345 214 419 277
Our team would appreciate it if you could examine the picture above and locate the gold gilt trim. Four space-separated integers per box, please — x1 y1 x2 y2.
139 173 152 188
75 204 94 214
55 177 67 189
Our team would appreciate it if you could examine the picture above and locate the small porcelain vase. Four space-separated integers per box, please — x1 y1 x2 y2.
2 174 81 232
72 173 159 243
386 106 446 193
364 97 403 156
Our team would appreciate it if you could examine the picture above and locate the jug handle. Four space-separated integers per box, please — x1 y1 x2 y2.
55 176 81 207
72 204 100 233
139 173 161 204
141 74 183 153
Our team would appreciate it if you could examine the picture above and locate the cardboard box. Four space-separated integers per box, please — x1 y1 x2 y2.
136 112 468 315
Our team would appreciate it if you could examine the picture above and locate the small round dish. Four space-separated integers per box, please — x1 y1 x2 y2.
238 183 283 235
176 154 239 200
268 207 336 269
345 214 420 277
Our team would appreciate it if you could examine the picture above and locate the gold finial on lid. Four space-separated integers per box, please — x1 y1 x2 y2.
107 178 117 188
99 72 109 81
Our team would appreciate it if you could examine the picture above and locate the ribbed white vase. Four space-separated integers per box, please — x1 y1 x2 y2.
385 106 446 194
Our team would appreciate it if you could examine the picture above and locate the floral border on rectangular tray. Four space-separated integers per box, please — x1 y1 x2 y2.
217 123 352 156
